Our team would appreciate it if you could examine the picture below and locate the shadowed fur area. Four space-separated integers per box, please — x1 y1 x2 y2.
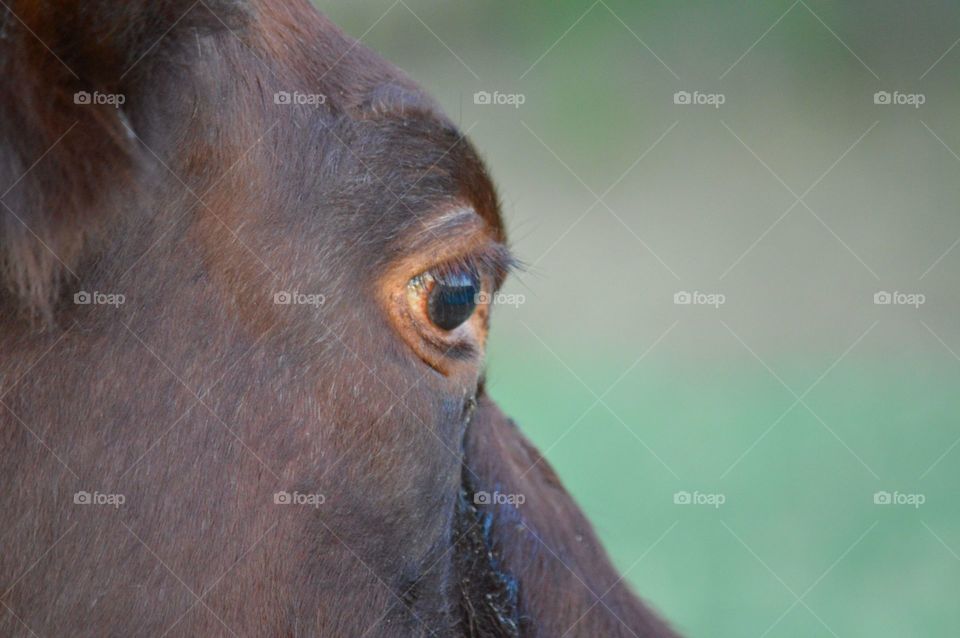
0 1 679 636
453 480 522 637
0 1 249 319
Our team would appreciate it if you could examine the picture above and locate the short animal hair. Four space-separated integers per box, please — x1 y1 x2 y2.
0 0 248 320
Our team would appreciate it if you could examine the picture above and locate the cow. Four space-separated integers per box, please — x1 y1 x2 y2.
0 1 680 636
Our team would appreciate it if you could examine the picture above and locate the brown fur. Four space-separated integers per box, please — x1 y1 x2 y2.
0 1 679 636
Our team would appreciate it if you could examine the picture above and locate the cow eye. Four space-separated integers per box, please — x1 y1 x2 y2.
386 245 509 372
409 266 480 331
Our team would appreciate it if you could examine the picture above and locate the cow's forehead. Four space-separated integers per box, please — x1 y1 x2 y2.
347 113 504 246
252 2 507 248
290 101 505 254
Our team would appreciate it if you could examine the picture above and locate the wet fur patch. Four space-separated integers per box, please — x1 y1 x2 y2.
454 473 522 637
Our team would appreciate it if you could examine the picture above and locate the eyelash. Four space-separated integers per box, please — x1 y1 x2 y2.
427 244 517 291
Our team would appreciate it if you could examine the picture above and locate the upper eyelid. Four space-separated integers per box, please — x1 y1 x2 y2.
430 244 515 285
402 207 498 255
377 206 516 304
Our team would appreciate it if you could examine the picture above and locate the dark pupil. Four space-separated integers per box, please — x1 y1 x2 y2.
427 271 479 331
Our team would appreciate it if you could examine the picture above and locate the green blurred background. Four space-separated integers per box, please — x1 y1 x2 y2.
319 2 960 635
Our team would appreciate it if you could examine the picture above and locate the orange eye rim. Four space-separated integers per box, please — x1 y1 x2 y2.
382 262 491 375
376 206 514 375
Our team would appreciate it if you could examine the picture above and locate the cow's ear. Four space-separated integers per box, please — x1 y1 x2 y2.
0 1 247 321
459 395 681 637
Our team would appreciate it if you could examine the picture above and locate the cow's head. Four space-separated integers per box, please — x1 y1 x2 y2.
3 0 506 506
0 1 678 636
